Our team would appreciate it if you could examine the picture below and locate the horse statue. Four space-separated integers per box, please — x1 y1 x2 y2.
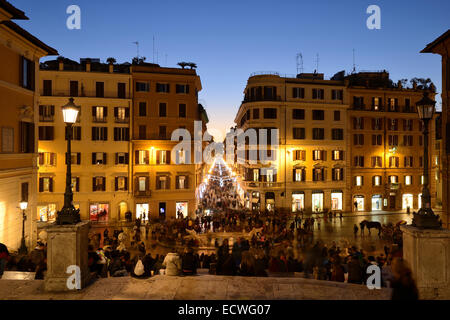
360 220 382 236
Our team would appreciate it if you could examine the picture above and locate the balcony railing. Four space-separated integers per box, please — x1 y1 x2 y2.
114 117 129 123
39 115 54 122
243 181 283 188
134 190 151 197
93 116 107 123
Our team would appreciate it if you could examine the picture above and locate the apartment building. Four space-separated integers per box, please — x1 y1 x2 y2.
131 62 208 220
234 72 349 214
0 0 57 250
344 71 438 212
37 58 132 223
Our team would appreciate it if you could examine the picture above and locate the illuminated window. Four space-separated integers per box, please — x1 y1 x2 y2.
405 175 412 185
355 176 363 186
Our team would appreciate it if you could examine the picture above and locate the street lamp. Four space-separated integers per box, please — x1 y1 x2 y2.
18 201 28 255
413 91 441 229
56 98 81 225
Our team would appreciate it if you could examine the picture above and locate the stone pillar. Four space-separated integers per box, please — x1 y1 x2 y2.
401 225 450 299
43 221 91 291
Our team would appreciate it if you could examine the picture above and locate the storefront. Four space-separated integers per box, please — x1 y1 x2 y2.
265 192 275 212
371 195 383 211
331 191 343 211
312 191 323 213
37 203 56 222
89 203 109 221
176 201 188 218
251 191 260 211
136 203 149 221
292 192 304 212
402 194 413 210
418 193 422 209
354 195 364 212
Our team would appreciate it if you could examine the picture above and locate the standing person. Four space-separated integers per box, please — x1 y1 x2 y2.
0 242 9 278
353 224 359 238
354 201 358 212
390 258 418 300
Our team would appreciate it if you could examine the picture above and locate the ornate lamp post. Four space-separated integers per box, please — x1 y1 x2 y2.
412 91 441 229
56 98 81 225
18 201 28 254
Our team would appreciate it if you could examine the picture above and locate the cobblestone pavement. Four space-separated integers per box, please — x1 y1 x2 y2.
0 274 391 300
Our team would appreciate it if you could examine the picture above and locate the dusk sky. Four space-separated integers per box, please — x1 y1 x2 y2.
13 0 450 136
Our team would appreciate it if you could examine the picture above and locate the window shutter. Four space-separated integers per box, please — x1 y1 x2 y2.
104 128 107 140
104 107 108 117
175 176 179 189
38 178 43 192
125 153 129 164
125 108 130 118
115 153 118 164
124 177 128 191
166 150 171 164
156 151 160 164
76 177 80 192
19 56 24 87
135 177 139 192
103 153 107 164
114 107 118 118
49 178 53 192
115 177 118 191
145 151 150 164
92 127 96 141
92 153 96 164
322 150 326 161
135 150 139 164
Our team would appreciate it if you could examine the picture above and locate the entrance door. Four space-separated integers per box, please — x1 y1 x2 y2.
118 202 127 220
354 197 364 211
312 193 324 213
389 195 396 209
402 194 413 210
159 202 166 220
371 196 382 211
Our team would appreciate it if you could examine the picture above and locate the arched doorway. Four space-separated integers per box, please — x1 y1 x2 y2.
118 201 128 221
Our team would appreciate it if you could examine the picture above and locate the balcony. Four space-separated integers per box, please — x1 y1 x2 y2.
39 115 54 122
243 95 282 103
134 190 151 197
93 116 107 123
243 181 283 189
115 117 129 124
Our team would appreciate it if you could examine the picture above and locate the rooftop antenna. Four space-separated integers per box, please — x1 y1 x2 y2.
352 48 356 73
165 54 168 66
152 36 155 62
296 53 303 74
132 41 139 59
314 53 319 73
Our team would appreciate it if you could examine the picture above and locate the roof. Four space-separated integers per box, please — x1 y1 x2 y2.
0 0 28 20
1 20 58 55
421 29 450 53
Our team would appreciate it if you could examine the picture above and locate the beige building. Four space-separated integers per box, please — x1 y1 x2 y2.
0 0 57 251
37 58 132 224
234 72 349 214
131 62 208 220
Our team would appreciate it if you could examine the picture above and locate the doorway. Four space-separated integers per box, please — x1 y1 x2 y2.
159 202 166 220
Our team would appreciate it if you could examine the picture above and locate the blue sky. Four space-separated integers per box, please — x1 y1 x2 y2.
13 0 450 134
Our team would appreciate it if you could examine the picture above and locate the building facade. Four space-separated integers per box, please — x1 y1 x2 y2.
131 63 208 220
37 58 132 224
422 30 450 229
0 0 57 251
234 73 349 214
345 71 438 213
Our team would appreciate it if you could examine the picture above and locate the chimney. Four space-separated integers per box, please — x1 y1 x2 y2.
58 57 64 71
85 58 91 72
109 63 113 73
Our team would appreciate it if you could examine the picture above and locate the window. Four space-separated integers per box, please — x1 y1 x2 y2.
331 150 344 161
405 98 411 112
389 175 398 184
65 152 81 165
156 150 170 164
92 106 107 122
403 119 413 131
293 127 305 139
156 175 169 189
38 126 54 140
1 127 14 152
117 83 126 98
372 134 382 145
389 156 399 168
333 110 340 121
373 176 382 186
404 156 414 167
372 97 382 110
93 176 106 191
136 82 150 92
403 135 413 146
353 117 364 129
405 175 412 186
19 122 34 153
388 135 399 146
70 81 78 97
138 102 147 116
353 134 364 145
292 87 305 98
312 150 325 161
175 150 187 164
355 176 363 186
354 156 364 167
115 176 128 191
419 156 423 167
179 104 186 118
371 156 382 167
421 175 425 185
292 109 305 120
91 127 108 141
388 98 398 111
389 119 398 131
331 89 343 100
21 182 28 202
138 125 146 139
114 127 130 141
176 84 189 94
293 150 306 161
39 177 53 192
353 96 364 108
114 107 129 122
332 168 344 181
331 128 343 140
39 152 56 166
312 128 324 140
312 168 325 181
263 108 277 119
419 136 423 146
43 80 52 96
312 110 324 120
96 82 104 97
176 175 188 189
92 152 107 165
71 177 80 192
253 169 259 182
253 108 260 119
159 126 167 139
372 118 382 130
39 105 55 122
138 176 148 192
312 88 324 99
294 168 306 182
135 150 149 165
263 86 276 100
20 56 34 90
115 152 129 165
159 103 167 117
156 83 170 93
65 126 81 140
